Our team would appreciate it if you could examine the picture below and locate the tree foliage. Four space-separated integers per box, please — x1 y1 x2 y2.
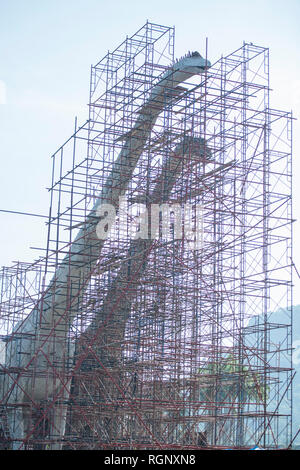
196 354 270 405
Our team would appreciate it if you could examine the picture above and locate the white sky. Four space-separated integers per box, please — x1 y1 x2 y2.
0 0 299 303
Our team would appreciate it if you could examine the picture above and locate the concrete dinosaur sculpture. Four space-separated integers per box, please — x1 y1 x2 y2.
72 136 212 443
0 52 211 449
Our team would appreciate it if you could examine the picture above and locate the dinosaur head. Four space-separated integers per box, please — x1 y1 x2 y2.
173 51 211 75
143 51 211 112
176 135 212 161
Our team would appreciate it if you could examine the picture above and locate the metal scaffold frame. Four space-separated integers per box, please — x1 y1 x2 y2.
0 22 293 450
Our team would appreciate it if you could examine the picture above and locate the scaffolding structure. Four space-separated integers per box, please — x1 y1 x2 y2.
0 22 294 449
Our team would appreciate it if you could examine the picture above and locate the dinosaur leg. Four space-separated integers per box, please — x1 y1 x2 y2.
48 381 72 450
7 403 25 450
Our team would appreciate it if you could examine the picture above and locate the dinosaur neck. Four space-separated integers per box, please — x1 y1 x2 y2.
15 56 210 336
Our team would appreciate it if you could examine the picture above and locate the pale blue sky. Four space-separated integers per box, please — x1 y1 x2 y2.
0 0 299 301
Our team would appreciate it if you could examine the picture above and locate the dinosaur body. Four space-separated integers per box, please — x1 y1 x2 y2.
72 136 212 443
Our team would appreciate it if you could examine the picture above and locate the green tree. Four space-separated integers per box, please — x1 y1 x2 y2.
195 354 270 445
